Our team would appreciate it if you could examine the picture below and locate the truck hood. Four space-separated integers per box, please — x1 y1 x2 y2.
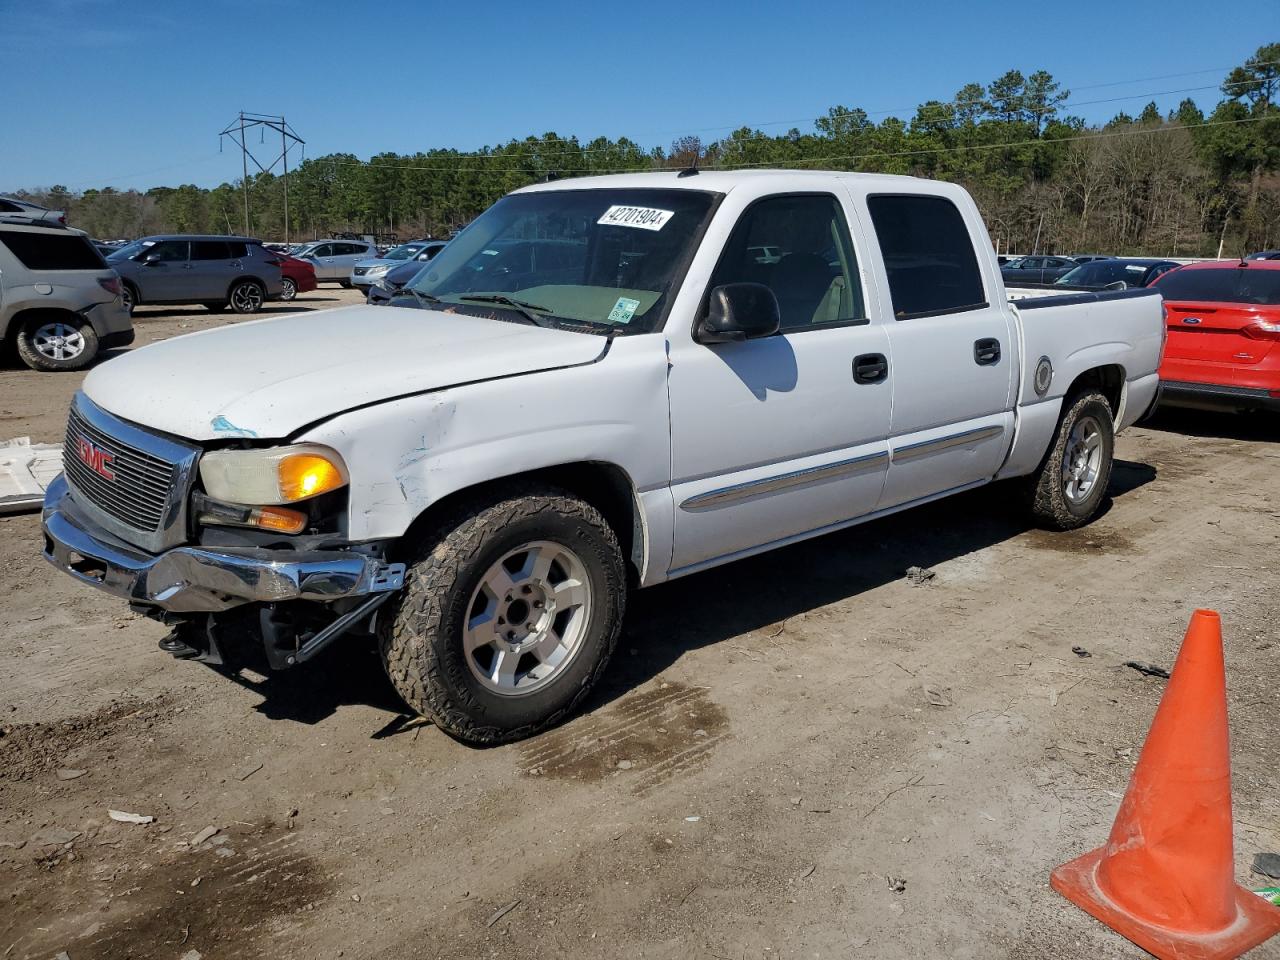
82 305 608 441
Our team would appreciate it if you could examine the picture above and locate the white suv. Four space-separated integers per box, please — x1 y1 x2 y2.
0 220 133 371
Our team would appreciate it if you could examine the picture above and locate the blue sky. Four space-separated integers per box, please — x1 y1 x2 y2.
2 0 1275 191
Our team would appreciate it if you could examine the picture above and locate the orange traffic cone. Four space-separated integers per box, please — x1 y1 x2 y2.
1051 609 1280 959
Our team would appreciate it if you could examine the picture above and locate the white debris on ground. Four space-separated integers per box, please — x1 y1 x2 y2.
0 437 62 513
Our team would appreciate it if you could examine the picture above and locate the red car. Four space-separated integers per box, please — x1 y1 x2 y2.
275 253 317 302
1154 259 1280 414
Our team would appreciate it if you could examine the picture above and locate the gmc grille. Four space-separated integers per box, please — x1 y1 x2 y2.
64 405 177 534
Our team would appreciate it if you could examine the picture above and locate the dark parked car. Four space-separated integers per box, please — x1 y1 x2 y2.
366 258 432 304
1247 250 1280 261
1054 258 1180 290
1000 255 1078 285
107 235 283 314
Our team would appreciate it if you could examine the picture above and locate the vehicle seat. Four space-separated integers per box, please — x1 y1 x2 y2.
770 253 836 328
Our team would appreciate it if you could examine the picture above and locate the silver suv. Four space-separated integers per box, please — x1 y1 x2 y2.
107 236 284 314
288 239 378 286
0 219 133 371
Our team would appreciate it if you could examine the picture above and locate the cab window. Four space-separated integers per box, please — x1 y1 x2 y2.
709 194 865 331
866 194 986 319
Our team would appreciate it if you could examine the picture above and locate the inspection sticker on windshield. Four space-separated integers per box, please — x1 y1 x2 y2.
597 205 674 231
608 297 641 324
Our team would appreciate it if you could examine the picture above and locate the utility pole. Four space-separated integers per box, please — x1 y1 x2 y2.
219 112 305 241
239 113 249 235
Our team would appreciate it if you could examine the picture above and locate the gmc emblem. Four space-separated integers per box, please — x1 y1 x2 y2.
76 436 116 480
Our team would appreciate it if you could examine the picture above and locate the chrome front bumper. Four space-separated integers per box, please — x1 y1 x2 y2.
41 475 404 613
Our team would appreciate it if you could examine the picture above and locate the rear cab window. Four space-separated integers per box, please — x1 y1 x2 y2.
865 194 987 319
0 229 107 270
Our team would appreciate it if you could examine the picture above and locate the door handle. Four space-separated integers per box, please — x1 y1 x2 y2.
974 338 1001 365
853 353 888 384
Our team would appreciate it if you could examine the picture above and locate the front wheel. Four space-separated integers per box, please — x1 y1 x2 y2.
228 280 265 314
1026 390 1115 530
379 486 626 745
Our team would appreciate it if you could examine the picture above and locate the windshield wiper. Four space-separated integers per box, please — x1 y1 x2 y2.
457 294 553 327
388 287 443 310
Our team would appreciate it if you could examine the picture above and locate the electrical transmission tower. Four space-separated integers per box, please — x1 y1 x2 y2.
219 112 305 243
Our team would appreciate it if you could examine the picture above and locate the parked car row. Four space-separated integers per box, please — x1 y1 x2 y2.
1000 253 1178 288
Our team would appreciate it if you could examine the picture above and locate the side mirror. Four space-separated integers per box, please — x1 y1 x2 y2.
696 283 781 344
141 253 162 265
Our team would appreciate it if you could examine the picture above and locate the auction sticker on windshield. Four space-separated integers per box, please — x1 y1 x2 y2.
597 205 674 231
608 297 641 324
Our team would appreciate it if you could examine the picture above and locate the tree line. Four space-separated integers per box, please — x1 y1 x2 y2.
12 44 1279 257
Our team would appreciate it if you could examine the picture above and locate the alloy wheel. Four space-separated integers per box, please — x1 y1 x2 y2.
31 322 86 362
462 541 592 697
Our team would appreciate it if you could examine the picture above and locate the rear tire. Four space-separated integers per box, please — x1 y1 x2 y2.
280 277 297 301
379 485 626 745
202 302 227 312
228 280 265 314
16 314 99 372
1026 390 1114 530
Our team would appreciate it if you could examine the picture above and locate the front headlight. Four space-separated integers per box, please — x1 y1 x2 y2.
199 444 349 505
367 264 391 276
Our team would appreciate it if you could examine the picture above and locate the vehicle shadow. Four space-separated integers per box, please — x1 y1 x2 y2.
1142 408 1280 443
233 467 1158 732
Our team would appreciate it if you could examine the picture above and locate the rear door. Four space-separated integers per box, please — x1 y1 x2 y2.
188 240 233 300
861 192 1016 509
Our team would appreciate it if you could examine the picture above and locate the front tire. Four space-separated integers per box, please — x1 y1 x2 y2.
228 280 265 314
120 283 136 315
1026 390 1115 530
16 315 99 372
379 485 626 745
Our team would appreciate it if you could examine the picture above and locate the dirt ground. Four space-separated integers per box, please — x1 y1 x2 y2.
1 288 1279 960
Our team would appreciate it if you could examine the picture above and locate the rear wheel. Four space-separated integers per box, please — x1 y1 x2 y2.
280 277 297 301
16 315 99 372
1026 390 1114 530
228 280 265 314
379 485 626 745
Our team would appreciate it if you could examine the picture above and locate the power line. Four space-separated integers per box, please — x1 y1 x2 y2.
308 114 1270 177
316 71 1275 170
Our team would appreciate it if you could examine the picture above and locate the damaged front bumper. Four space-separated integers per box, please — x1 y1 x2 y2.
41 475 404 614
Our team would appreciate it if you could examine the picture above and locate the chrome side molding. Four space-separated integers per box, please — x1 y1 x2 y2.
890 424 1004 464
681 451 889 512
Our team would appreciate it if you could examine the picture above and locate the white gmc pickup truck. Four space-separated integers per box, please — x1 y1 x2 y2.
43 170 1164 743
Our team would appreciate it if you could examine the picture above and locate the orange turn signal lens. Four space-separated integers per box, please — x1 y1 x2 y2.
251 505 308 534
277 453 347 502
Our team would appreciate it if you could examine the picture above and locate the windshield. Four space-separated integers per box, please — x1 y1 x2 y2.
107 239 154 261
1157 266 1280 306
404 188 720 334
383 242 426 261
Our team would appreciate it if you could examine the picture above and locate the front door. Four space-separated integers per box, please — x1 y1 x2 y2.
667 193 893 574
135 239 190 301
860 193 1016 509
310 243 337 279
